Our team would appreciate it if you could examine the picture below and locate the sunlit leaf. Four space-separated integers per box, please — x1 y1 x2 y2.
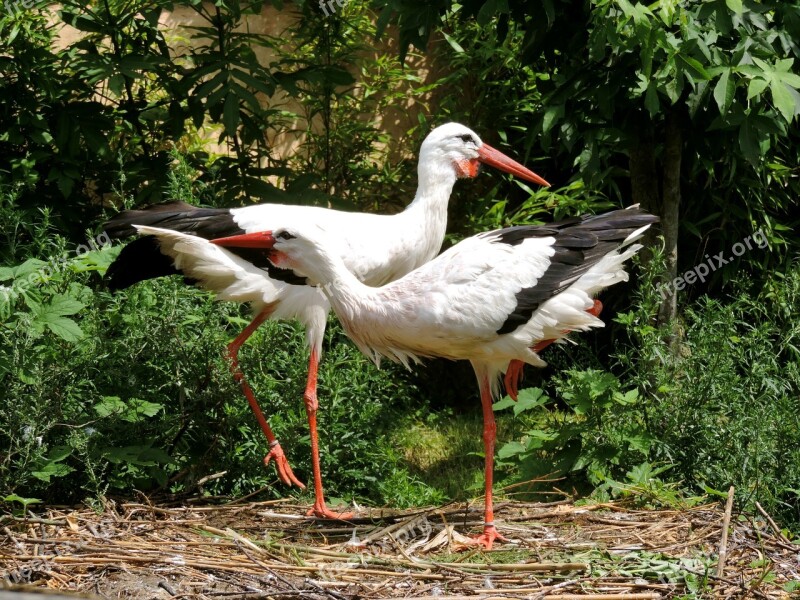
770 80 798 123
725 0 743 14
713 68 734 114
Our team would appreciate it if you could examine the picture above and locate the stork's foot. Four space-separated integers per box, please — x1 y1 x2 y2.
264 442 305 489
307 504 354 520
464 525 509 550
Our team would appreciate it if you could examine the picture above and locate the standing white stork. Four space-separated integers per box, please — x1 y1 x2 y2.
103 122 549 519
204 206 657 547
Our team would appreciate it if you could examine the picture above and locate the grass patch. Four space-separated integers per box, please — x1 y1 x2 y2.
389 407 527 503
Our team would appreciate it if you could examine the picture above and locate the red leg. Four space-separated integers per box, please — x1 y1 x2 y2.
588 299 603 318
465 375 509 550
303 350 354 520
505 300 605 398
227 309 304 489
503 360 525 402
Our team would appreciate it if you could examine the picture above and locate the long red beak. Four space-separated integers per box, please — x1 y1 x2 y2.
478 143 551 187
212 231 276 248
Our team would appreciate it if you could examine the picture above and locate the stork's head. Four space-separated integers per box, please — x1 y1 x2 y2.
419 123 550 187
211 225 334 287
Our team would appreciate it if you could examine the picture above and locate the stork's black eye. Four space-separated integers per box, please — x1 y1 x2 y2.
276 231 296 241
458 134 476 144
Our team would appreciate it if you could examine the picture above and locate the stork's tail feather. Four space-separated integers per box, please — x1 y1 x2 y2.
577 206 658 246
104 201 245 291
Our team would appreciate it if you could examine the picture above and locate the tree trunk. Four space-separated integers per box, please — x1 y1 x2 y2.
629 134 659 216
659 110 682 327
629 112 683 345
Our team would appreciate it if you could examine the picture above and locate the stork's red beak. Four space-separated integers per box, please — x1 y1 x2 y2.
212 231 276 248
478 143 551 187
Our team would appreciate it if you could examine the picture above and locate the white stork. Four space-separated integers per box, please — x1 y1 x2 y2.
204 206 657 547
103 123 549 519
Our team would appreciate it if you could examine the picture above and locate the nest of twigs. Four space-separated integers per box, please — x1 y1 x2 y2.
1 495 797 599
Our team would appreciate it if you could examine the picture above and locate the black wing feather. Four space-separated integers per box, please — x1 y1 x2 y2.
104 201 242 240
104 201 310 290
495 207 658 335
106 236 182 291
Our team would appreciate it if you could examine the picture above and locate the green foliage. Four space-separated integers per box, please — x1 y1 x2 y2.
0 0 361 238
632 284 800 525
0 185 429 504
2 494 42 517
269 1 447 212
495 258 800 526
587 549 715 598
492 372 652 493
611 252 800 527
377 0 800 287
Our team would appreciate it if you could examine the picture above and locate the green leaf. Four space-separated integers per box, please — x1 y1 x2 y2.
524 429 559 449
47 446 73 463
542 104 564 133
3 494 42 507
94 396 163 422
222 92 239 137
31 462 75 483
785 581 800 593
770 81 798 123
125 399 164 421
59 11 107 34
101 445 172 466
72 245 121 274
644 82 660 116
725 0 743 14
713 68 734 114
31 295 85 341
3 259 47 281
738 118 759 165
441 31 464 54
615 389 640 405
231 69 276 96
747 78 769 100
375 6 393 39
44 316 83 341
497 440 526 459
628 435 652 453
513 387 547 416
477 0 508 26
47 294 83 316
94 396 126 418
678 54 711 81
493 396 516 411
778 72 800 89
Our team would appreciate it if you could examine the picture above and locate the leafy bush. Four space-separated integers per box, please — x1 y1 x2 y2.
492 374 648 490
640 284 800 524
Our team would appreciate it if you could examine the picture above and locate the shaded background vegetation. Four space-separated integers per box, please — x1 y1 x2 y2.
1 0 799 529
